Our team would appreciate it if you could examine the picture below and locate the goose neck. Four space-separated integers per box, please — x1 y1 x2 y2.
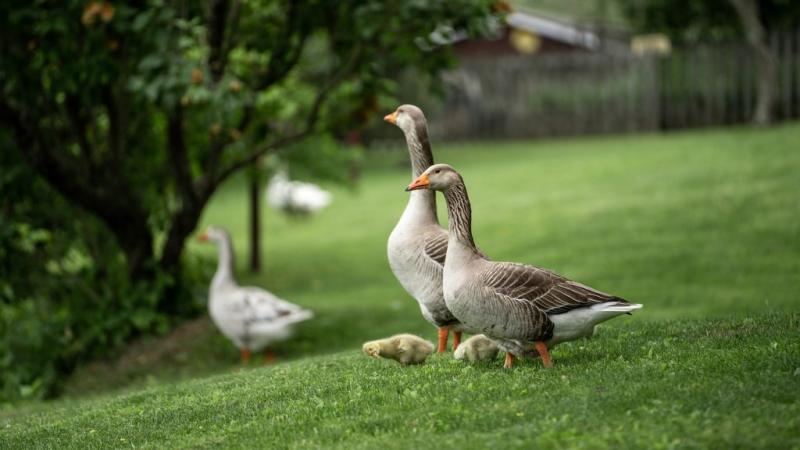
401 188 438 225
402 120 437 222
443 180 477 250
211 234 237 291
403 122 434 178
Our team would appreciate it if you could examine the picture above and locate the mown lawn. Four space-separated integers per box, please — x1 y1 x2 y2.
2 123 799 448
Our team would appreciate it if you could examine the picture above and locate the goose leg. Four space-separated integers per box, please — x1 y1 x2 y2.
240 348 252 364
452 331 462 351
503 352 516 369
535 341 553 368
263 349 277 364
437 327 449 353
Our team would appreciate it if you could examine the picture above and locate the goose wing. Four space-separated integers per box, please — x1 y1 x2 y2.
481 262 626 340
423 230 449 267
225 287 313 328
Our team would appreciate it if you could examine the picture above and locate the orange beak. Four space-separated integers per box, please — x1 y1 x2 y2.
383 111 398 124
406 173 430 191
197 232 209 242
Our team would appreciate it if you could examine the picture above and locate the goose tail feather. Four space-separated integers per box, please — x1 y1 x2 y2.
590 302 643 313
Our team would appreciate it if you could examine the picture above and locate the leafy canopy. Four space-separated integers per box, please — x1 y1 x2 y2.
0 0 499 401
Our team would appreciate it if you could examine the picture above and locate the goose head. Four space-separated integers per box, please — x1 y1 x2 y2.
406 163 460 192
196 225 229 243
383 104 426 135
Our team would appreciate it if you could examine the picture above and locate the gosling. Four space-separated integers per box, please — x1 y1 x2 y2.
362 334 434 366
453 334 500 363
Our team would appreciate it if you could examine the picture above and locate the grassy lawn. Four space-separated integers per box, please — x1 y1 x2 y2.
2 123 799 448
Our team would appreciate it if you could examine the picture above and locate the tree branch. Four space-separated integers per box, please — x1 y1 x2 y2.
223 0 242 59
212 45 363 187
253 1 304 91
729 0 764 43
728 0 776 125
167 104 195 203
1 99 154 277
103 85 122 159
3 101 96 209
207 0 231 83
201 4 307 184
64 94 94 170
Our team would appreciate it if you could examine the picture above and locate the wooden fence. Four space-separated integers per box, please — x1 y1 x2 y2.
417 30 800 140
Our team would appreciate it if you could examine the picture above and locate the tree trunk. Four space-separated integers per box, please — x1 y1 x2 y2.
160 207 202 274
248 164 262 273
110 216 155 281
157 201 206 315
729 0 777 125
1 103 158 281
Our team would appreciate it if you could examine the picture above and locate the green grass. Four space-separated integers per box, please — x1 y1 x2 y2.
3 123 800 448
3 316 799 449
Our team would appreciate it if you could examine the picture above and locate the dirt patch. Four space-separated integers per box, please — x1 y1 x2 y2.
63 316 232 397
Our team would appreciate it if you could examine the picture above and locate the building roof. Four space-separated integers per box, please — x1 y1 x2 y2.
506 12 599 49
428 11 602 51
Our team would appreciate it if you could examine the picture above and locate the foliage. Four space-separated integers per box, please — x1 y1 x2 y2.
0 1 498 401
0 146 210 403
617 0 800 42
0 0 499 279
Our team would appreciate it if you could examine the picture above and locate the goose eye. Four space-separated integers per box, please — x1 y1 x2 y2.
434 169 441 174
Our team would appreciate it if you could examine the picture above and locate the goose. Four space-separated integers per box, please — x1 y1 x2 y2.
198 226 313 363
266 170 332 217
384 105 471 353
406 164 642 369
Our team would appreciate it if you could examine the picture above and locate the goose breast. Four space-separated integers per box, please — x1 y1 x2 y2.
388 224 457 326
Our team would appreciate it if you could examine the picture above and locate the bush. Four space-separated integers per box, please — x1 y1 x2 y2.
0 148 205 403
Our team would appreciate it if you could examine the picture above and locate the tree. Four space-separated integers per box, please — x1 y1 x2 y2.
617 0 800 125
728 0 776 125
0 0 497 314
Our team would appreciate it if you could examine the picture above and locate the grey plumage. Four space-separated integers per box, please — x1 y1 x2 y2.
386 105 464 330
409 164 643 364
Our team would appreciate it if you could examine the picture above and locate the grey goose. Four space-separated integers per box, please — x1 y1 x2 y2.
406 164 642 368
384 105 470 352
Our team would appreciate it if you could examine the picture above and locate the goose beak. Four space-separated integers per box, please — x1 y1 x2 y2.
383 111 398 124
197 232 209 242
406 173 430 191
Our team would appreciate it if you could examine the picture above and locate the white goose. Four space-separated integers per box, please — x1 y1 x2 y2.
198 226 313 363
406 164 642 369
384 105 470 353
266 170 332 217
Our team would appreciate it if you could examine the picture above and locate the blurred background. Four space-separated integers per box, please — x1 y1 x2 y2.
1 0 798 404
